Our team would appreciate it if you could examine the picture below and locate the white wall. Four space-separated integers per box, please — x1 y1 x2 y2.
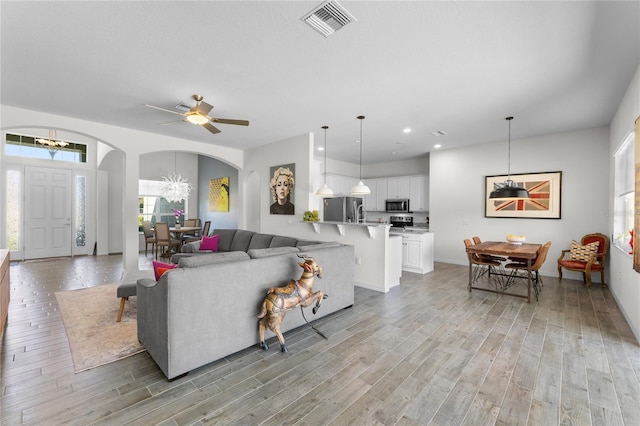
364 155 430 178
430 127 610 280
609 64 640 340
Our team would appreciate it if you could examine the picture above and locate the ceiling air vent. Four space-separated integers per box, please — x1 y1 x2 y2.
174 100 195 112
301 0 356 37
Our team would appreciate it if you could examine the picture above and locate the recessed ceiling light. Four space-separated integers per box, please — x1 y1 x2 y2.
318 146 324 151
391 151 397 155
434 144 442 149
403 128 412 134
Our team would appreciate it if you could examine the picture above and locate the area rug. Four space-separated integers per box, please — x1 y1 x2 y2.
55 283 145 373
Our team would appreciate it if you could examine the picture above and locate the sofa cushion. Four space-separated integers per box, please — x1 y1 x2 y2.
295 240 321 247
177 251 250 268
229 230 256 252
270 235 299 248
247 246 300 259
200 234 220 251
298 241 341 251
152 260 177 280
248 233 274 250
211 229 238 252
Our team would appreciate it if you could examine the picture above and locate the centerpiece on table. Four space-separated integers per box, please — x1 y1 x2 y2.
173 208 183 228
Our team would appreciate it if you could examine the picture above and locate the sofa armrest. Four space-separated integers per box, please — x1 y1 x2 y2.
137 277 158 288
182 241 202 253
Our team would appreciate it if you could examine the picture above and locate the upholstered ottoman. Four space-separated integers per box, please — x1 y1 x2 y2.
116 270 154 322
116 282 137 322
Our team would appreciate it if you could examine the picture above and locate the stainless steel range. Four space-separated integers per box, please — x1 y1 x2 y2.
390 216 413 232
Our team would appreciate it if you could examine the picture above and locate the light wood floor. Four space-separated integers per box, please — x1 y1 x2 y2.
1 255 639 425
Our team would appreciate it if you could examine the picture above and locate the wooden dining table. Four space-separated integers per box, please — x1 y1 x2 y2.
169 226 201 244
466 241 541 303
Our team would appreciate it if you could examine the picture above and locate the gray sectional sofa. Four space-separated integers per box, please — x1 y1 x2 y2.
136 229 355 380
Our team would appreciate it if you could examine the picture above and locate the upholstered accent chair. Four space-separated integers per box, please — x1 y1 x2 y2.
557 233 609 287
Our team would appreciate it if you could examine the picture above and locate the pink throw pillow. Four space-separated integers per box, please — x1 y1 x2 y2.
200 234 220 252
152 260 177 280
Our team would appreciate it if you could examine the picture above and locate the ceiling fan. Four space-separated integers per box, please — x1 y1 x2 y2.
144 94 249 134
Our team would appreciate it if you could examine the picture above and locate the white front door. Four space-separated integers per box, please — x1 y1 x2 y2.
24 166 72 259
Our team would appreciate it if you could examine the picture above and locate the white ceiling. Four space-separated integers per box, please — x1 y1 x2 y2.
1 1 638 165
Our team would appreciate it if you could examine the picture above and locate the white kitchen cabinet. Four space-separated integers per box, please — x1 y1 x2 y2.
401 232 434 274
375 179 387 210
365 178 388 211
364 179 377 211
410 175 429 211
326 174 360 196
387 177 410 199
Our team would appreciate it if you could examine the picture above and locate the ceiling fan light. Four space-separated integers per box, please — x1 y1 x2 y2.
186 113 209 125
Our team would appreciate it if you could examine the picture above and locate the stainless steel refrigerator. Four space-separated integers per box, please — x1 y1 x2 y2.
323 197 363 223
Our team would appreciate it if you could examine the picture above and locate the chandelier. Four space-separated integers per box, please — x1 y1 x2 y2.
160 153 193 202
36 129 69 159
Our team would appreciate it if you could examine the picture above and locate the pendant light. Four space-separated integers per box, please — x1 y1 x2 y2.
160 152 193 203
489 116 530 200
316 125 335 196
350 115 371 196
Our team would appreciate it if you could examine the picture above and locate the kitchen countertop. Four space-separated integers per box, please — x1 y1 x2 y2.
312 221 392 227
389 226 430 234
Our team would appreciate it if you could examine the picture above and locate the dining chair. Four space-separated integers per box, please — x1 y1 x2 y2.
464 238 501 282
142 220 156 257
557 233 608 288
472 236 507 262
184 220 211 244
181 218 200 243
505 241 552 299
154 222 181 260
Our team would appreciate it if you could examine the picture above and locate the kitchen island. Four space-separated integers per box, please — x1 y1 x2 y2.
299 220 401 292
398 230 434 274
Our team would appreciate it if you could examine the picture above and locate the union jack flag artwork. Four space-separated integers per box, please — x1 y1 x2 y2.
492 180 550 211
485 171 562 219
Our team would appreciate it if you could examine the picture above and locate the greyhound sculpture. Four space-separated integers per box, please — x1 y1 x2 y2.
257 254 326 352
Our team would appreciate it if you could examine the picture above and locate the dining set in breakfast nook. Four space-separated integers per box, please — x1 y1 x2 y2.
464 232 608 303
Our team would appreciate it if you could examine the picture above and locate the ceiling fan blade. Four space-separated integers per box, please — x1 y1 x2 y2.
144 104 185 117
203 122 221 134
195 101 214 116
159 119 187 125
211 118 250 126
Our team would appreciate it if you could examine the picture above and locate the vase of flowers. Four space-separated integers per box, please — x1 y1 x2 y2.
173 208 183 229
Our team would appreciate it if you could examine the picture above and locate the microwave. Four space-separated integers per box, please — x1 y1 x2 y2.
385 199 410 213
